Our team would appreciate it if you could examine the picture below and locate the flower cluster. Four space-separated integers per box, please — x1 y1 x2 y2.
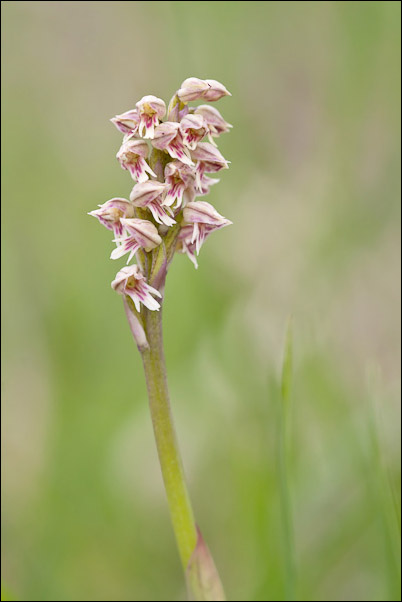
89 77 232 313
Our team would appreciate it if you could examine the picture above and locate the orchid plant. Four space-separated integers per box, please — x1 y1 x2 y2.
89 77 232 601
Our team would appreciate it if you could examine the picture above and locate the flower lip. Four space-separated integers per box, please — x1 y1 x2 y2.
164 160 195 209
152 122 193 166
195 175 220 197
179 114 208 150
136 95 166 139
176 224 199 269
116 139 156 182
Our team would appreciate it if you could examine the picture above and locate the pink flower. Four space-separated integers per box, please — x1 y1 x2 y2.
177 77 231 103
111 264 162 312
88 198 135 238
190 142 229 191
152 122 193 166
176 224 199 269
195 175 220 197
136 95 166 139
194 105 232 144
179 114 208 150
111 218 162 264
164 160 195 209
130 181 176 227
111 110 140 137
116 139 156 183
183 201 232 254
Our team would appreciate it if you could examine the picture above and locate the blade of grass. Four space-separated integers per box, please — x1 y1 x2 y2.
278 317 296 601
366 366 401 598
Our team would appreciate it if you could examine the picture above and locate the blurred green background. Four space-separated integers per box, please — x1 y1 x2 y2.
1 1 401 600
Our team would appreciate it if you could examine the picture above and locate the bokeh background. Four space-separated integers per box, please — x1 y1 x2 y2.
2 2 401 600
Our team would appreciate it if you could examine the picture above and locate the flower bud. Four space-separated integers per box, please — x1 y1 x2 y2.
177 78 211 103
177 77 231 103
203 79 231 101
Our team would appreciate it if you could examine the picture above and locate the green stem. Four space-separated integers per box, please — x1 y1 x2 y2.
141 307 198 569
